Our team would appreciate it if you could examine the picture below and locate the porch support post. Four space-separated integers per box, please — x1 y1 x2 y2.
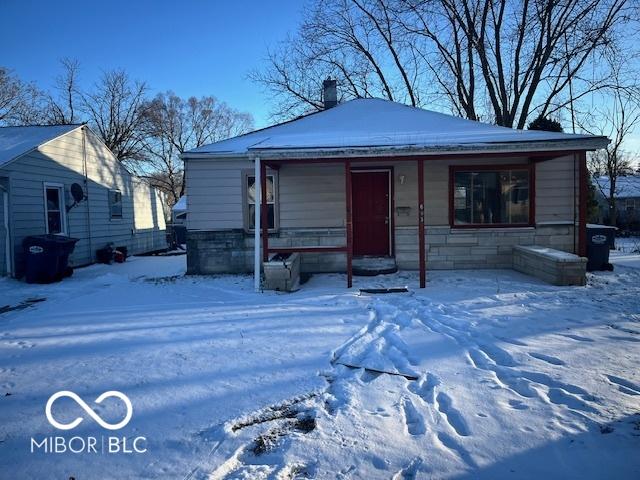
345 160 353 288
253 156 262 292
418 159 426 288
578 151 587 257
260 161 269 262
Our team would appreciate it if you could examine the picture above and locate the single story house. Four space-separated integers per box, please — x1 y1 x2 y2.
593 175 640 229
182 88 608 289
0 124 167 278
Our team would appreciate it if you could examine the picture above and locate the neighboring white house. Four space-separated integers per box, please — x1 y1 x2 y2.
172 195 187 225
594 175 640 228
0 124 167 278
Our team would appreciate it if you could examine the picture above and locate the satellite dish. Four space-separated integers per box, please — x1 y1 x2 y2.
70 183 85 203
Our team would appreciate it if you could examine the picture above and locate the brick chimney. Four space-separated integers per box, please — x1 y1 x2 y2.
322 78 337 109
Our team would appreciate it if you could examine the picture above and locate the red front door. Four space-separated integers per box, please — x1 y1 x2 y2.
352 171 390 256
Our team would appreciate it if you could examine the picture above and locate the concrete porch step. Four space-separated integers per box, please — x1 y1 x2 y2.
352 256 398 276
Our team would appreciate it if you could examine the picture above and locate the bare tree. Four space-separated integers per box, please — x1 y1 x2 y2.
583 81 640 225
254 0 633 126
0 67 24 123
0 67 44 125
43 58 80 125
79 70 150 164
140 92 253 205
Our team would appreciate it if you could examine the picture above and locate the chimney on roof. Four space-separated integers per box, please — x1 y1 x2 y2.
322 78 337 109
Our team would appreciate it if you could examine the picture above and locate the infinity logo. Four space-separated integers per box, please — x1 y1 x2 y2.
45 391 133 431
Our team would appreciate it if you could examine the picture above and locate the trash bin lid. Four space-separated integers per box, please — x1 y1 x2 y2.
586 224 617 230
23 234 79 247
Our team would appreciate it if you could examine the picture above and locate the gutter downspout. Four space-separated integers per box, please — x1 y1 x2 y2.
0 184 10 276
573 153 577 253
254 156 262 293
82 126 93 262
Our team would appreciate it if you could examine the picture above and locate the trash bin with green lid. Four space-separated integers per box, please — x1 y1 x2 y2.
586 224 616 271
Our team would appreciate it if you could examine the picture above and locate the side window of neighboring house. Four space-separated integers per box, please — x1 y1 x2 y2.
625 198 635 211
245 173 277 231
109 190 123 219
44 183 66 234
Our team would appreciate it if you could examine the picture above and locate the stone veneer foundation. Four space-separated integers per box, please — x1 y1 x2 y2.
187 224 577 276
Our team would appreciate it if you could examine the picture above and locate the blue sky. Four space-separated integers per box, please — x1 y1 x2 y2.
1 0 304 128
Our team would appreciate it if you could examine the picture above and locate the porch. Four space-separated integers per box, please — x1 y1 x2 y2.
252 151 590 290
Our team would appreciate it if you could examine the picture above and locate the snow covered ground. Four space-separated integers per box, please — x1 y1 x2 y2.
0 254 639 479
612 237 640 269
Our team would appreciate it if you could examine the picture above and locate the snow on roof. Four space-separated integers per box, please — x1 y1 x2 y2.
594 175 640 198
0 124 82 167
173 195 187 212
185 98 608 158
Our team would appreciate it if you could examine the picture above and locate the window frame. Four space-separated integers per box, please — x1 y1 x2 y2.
448 164 535 229
625 198 635 211
242 170 279 233
43 182 67 235
109 189 123 220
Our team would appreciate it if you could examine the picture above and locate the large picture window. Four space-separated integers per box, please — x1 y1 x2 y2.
246 174 277 230
44 183 66 234
452 167 531 226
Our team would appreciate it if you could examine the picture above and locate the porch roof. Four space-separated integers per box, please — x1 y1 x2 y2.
184 98 608 160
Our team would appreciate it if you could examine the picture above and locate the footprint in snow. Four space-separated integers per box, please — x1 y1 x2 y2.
360 369 382 384
546 388 599 413
366 406 391 418
606 335 640 343
557 333 594 343
435 392 470 437
408 373 440 405
370 454 388 470
401 396 426 436
608 324 640 335
507 399 529 410
477 343 517 367
605 375 640 396
392 458 423 480
528 352 566 366
436 432 477 468
496 336 528 347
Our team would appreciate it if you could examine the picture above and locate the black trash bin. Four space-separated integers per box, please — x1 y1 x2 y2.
22 234 79 283
586 224 617 271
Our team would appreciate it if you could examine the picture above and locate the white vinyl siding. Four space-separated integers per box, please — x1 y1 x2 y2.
535 155 578 224
185 159 251 231
0 127 167 276
184 155 578 230
279 164 345 229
